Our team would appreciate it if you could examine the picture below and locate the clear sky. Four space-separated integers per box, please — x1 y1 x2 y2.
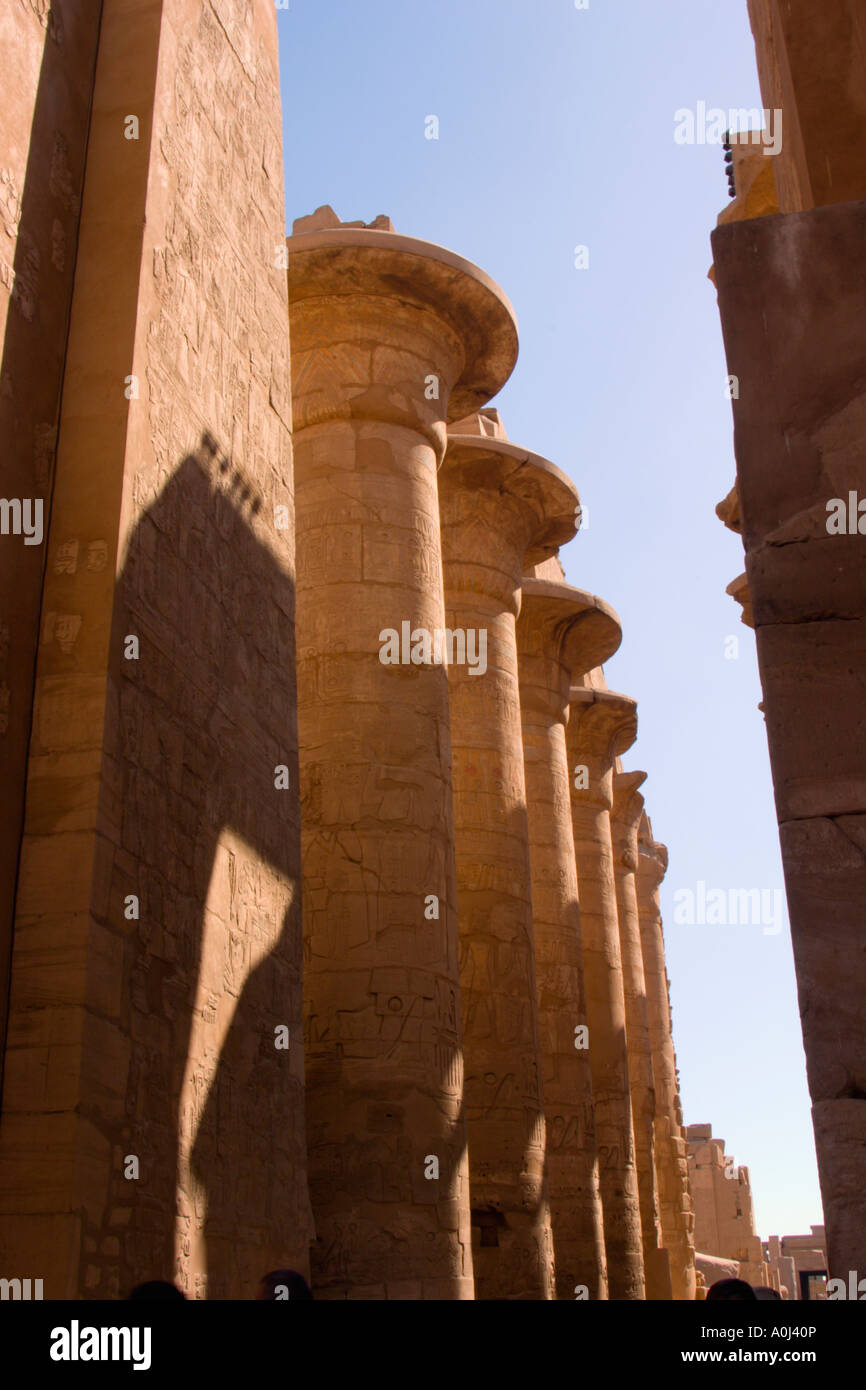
277 0 823 1241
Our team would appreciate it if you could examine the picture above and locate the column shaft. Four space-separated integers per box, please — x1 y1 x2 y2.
612 772 669 1299
517 584 621 1299
567 690 645 1298
446 589 552 1298
439 427 580 1299
637 819 696 1300
523 715 606 1298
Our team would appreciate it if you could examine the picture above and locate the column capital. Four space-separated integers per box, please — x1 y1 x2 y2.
612 770 648 869
568 687 638 763
518 579 622 719
638 811 669 886
287 221 518 437
613 769 648 829
440 430 579 606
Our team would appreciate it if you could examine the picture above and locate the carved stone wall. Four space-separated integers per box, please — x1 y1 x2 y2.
0 0 310 1300
0 0 101 1105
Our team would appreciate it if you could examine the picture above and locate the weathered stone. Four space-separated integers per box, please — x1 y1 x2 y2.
712 197 866 1281
637 816 696 1300
744 0 866 213
517 578 621 1299
0 8 703 1305
686 1125 773 1288
0 0 101 1106
0 0 310 1301
288 219 517 1299
612 770 670 1300
566 685 645 1299
438 425 575 1299
766 1226 828 1301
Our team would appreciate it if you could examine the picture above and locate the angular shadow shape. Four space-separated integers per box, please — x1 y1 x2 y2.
99 436 310 1298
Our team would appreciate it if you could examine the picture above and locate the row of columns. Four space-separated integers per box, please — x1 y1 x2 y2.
285 211 693 1298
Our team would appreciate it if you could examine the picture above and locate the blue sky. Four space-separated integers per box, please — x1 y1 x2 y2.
277 0 822 1241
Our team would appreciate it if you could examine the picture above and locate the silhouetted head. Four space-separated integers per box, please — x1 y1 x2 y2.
706 1278 758 1302
257 1269 313 1301
753 1286 782 1300
127 1280 186 1301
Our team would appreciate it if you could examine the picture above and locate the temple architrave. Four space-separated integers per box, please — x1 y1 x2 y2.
0 0 699 1299
711 0 866 1283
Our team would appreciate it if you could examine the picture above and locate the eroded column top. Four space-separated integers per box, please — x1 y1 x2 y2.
518 579 622 717
638 811 669 886
613 769 648 829
612 770 648 866
440 417 580 606
286 207 519 422
568 685 639 762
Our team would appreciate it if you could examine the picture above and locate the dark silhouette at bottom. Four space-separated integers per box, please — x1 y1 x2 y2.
257 1269 314 1301
705 1277 758 1301
127 1280 187 1301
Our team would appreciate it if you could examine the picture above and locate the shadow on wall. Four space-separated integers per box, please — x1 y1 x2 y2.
95 434 311 1299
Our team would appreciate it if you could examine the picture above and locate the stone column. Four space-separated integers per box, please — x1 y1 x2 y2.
287 213 518 1300
437 416 576 1299
611 770 670 1299
637 815 696 1300
566 686 645 1299
517 579 622 1299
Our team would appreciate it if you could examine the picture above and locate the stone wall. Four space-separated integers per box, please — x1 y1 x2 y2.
0 0 101 1106
0 0 311 1299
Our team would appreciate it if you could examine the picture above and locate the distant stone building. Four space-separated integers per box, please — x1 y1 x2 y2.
765 1228 829 1301
685 1124 777 1292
